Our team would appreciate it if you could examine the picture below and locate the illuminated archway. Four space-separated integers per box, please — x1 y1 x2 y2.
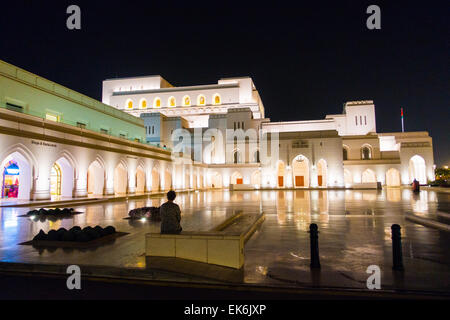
231 171 243 185
386 168 401 187
292 155 310 187
361 144 372 160
140 98 148 109
344 169 352 187
197 95 206 106
168 96 176 107
317 159 327 187
409 155 426 184
153 97 161 108
50 163 62 196
151 167 160 192
114 163 128 194
1 160 20 199
87 160 105 195
362 169 376 183
211 172 222 188
251 170 261 187
0 150 34 200
164 168 172 191
213 94 221 105
125 99 133 109
276 160 285 187
183 95 191 106
136 167 146 193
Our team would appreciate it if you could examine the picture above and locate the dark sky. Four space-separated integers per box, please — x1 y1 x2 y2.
0 0 448 165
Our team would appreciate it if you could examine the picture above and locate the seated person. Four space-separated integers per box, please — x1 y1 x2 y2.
160 190 182 234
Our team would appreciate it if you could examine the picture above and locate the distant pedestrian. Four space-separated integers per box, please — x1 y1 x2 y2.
160 190 182 234
412 179 420 193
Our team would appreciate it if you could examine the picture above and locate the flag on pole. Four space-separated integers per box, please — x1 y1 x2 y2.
401 107 404 132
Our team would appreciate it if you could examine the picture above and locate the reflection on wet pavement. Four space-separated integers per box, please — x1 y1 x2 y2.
0 189 449 292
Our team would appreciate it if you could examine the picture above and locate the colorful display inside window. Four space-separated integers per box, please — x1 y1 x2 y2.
2 161 19 198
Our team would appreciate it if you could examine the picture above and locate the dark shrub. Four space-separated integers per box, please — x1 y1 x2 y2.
39 208 47 215
85 229 100 240
62 208 71 215
69 226 82 233
54 208 61 213
47 230 59 241
27 210 38 216
104 226 116 235
93 226 106 236
62 231 75 241
56 228 67 240
33 230 47 241
75 232 90 242
82 226 92 233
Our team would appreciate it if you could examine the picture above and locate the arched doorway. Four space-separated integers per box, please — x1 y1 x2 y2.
50 163 62 196
362 169 376 183
1 152 32 200
1 161 20 199
185 170 190 189
317 159 327 187
344 169 352 187
51 157 74 197
292 155 309 187
87 160 104 195
151 167 160 191
386 168 401 187
251 170 261 187
276 160 285 187
193 174 198 189
114 163 128 194
211 172 222 188
409 155 426 184
136 167 146 193
231 171 243 185
164 168 172 190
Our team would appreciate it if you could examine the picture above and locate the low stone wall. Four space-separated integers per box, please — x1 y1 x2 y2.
145 213 264 269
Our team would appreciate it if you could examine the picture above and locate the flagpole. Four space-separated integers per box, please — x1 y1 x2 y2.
401 107 404 132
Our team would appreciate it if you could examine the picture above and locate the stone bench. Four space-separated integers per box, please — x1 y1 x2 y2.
145 213 264 269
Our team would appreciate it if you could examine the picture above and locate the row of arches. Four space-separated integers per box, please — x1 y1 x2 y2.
343 144 373 160
275 156 327 188
0 147 206 200
125 94 222 110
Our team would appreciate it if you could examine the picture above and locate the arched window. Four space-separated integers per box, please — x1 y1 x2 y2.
140 99 147 109
361 146 372 160
183 95 191 106
197 95 206 106
233 151 241 164
168 96 176 107
153 97 161 108
254 150 260 163
213 94 221 105
343 147 348 160
126 99 133 109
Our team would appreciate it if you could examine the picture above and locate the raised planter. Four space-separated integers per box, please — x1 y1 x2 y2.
20 226 128 248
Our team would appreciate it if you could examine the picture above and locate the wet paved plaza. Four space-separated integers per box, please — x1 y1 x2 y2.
0 189 449 293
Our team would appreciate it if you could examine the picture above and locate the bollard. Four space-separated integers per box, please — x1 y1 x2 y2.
309 223 321 269
391 224 404 271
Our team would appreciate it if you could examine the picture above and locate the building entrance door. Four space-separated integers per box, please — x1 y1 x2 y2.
236 178 243 184
295 176 304 187
278 176 284 187
318 175 323 187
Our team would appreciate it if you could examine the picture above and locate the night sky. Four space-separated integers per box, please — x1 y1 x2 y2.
0 0 448 165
